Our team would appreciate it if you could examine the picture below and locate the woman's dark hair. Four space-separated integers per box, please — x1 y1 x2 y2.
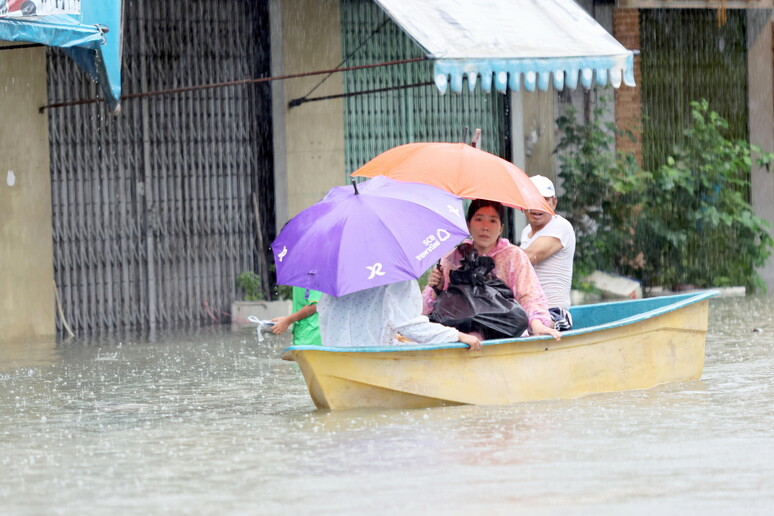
466 199 505 222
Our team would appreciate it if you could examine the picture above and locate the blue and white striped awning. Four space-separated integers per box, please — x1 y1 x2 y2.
374 0 636 94
0 1 122 112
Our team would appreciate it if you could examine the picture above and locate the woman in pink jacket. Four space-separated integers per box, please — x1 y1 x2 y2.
422 199 561 340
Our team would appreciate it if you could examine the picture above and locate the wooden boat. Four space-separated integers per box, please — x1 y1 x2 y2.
282 290 719 410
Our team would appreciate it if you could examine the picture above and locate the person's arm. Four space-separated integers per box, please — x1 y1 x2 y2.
421 284 439 315
500 247 560 340
529 319 561 340
397 316 483 351
270 304 317 335
523 236 563 266
391 282 482 351
421 256 455 314
457 331 482 351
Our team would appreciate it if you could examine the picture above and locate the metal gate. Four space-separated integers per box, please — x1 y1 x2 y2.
340 0 508 176
46 0 274 333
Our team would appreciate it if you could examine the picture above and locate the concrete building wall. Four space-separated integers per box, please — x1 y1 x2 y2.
0 45 56 342
270 0 345 229
747 16 774 291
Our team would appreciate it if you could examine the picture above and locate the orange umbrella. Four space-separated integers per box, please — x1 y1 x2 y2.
352 142 554 214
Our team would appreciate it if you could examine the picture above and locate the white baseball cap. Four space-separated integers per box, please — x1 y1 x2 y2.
530 175 556 197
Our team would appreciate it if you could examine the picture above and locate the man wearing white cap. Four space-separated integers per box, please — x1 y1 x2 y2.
520 175 576 330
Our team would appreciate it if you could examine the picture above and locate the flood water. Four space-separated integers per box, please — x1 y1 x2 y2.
1 295 772 515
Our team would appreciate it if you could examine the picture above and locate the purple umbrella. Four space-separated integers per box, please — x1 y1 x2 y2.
271 176 469 297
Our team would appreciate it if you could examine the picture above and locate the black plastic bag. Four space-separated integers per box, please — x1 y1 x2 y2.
430 244 529 340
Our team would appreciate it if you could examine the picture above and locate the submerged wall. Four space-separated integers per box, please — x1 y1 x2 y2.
0 44 56 342
270 0 345 229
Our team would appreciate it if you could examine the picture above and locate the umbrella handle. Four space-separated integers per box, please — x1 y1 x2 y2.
432 261 444 297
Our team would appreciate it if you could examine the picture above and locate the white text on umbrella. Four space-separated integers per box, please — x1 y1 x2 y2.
366 263 386 279
417 231 444 261
277 246 288 262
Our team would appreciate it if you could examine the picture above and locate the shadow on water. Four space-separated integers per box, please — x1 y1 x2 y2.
0 337 61 373
1 295 772 515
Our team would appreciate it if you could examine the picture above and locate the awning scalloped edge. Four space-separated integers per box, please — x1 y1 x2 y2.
434 53 636 94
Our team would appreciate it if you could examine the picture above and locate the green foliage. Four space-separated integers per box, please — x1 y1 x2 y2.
555 98 773 292
554 98 649 285
236 271 264 301
273 284 292 301
630 100 773 291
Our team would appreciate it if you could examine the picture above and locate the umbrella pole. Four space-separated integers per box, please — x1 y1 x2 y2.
471 128 482 148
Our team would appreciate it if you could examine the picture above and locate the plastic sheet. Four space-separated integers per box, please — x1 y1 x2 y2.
431 245 529 340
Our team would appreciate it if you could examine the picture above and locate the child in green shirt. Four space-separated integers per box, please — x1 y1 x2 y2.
270 287 322 346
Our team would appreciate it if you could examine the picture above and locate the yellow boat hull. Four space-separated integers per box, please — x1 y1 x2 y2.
285 292 716 410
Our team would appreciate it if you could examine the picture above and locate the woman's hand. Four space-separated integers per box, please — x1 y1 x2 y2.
427 265 443 294
458 332 482 351
530 320 562 341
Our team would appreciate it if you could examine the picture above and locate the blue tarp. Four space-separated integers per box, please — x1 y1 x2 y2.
0 1 122 112
374 0 636 94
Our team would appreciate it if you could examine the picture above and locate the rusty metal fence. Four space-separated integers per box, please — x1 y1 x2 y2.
46 0 273 333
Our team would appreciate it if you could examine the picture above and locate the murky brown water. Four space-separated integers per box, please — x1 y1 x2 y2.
1 295 772 515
